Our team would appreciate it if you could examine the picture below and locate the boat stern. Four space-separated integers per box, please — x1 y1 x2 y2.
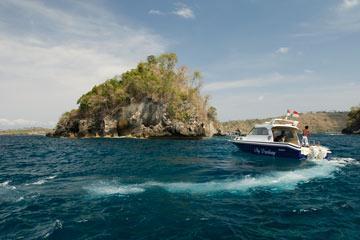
301 145 332 160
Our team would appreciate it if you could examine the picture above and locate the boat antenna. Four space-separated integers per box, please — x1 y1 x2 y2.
285 109 291 120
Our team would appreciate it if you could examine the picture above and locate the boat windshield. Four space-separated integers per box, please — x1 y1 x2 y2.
249 127 269 135
272 127 299 145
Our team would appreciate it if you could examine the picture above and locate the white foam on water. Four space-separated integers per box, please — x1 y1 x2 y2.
148 157 356 193
25 175 57 186
143 165 331 193
86 158 357 196
32 179 47 185
0 180 16 190
0 180 24 202
85 181 145 196
0 180 10 187
16 196 24 202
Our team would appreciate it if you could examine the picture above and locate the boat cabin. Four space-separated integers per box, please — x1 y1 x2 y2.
244 119 300 146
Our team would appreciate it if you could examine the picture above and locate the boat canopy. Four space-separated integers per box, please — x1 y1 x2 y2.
267 118 299 127
245 118 301 146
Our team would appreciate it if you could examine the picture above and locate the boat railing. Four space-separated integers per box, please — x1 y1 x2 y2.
310 140 321 146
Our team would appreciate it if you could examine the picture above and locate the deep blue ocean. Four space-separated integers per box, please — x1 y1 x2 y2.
1 135 360 240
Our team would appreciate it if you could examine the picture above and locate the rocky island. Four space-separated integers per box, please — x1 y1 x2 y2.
49 53 219 138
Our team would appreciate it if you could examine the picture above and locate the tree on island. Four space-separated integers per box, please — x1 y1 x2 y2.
342 105 360 134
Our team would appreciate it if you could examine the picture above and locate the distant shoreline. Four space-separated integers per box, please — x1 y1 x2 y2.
221 111 348 135
0 111 351 137
0 127 51 136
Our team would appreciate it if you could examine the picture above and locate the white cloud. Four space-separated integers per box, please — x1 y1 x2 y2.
294 0 360 37
172 3 195 19
304 69 314 74
0 0 168 124
149 9 164 15
341 0 359 9
276 47 289 54
331 5 360 32
148 3 195 19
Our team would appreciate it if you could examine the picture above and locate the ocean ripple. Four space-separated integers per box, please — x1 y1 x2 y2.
1 135 359 239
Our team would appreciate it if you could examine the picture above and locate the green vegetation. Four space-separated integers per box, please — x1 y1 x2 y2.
72 53 213 123
342 106 360 134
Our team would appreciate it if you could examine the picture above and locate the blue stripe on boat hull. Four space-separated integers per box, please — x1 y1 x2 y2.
231 141 307 160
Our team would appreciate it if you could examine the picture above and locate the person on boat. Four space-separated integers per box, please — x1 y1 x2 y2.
274 130 286 142
302 126 310 147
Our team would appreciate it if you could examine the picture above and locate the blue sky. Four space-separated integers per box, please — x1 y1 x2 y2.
0 0 359 129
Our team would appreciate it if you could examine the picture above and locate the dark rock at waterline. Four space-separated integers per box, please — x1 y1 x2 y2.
49 99 217 138
341 127 360 134
341 107 360 135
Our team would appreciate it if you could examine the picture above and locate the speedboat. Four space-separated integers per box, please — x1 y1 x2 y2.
230 118 331 160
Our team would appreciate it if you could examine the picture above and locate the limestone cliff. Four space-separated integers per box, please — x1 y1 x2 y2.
50 53 218 138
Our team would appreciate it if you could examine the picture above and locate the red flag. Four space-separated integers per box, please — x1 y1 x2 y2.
293 110 299 118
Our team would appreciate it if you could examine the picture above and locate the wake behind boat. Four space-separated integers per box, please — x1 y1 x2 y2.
230 117 331 160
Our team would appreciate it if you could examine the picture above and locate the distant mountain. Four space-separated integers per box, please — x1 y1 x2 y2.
0 127 51 136
0 118 55 130
221 111 348 134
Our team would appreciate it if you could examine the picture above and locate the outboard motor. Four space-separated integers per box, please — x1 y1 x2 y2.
307 146 329 160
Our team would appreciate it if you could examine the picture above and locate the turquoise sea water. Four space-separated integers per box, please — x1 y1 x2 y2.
1 135 360 239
